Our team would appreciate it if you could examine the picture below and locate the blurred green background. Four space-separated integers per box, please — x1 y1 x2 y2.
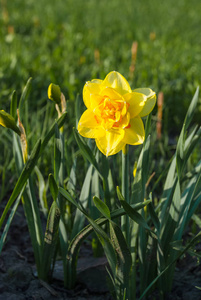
1 0 201 131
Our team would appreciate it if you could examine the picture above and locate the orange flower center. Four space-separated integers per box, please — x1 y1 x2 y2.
94 96 130 130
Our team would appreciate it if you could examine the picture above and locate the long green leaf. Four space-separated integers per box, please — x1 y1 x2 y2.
109 220 132 300
0 139 41 229
176 171 201 240
13 132 23 175
93 196 111 220
160 181 181 258
120 200 152 232
176 87 199 177
85 214 117 276
54 124 61 182
10 90 18 120
71 164 93 239
49 173 58 202
184 87 199 130
0 191 23 253
59 187 82 210
148 200 160 233
59 187 150 220
40 112 67 154
185 126 201 165
41 201 60 281
18 77 32 115
139 231 201 300
22 179 43 274
159 155 177 223
73 128 103 180
35 165 48 216
75 93 81 128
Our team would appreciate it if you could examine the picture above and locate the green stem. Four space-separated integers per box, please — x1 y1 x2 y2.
121 144 129 241
102 155 111 210
59 127 65 185
103 177 111 210
59 126 69 288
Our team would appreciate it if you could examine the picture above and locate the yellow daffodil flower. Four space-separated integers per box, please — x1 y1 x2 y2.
78 71 156 156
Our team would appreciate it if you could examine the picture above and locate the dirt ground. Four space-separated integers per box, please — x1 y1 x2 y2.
0 202 201 300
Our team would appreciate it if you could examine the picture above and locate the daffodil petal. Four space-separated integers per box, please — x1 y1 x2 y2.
90 94 103 110
100 87 124 100
102 71 132 95
139 95 156 117
79 127 105 139
91 79 103 85
133 88 155 98
122 117 145 145
124 92 146 118
78 109 105 138
133 88 156 117
78 109 99 128
96 128 125 156
119 112 130 129
83 80 103 108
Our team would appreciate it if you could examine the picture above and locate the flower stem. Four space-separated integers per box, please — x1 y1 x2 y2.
121 144 129 240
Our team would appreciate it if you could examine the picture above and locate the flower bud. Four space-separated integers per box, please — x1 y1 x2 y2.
48 83 61 105
0 110 21 135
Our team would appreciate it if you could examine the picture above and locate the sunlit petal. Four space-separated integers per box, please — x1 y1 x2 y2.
139 94 156 117
91 79 103 85
120 112 130 129
78 109 99 128
78 109 105 138
133 88 155 98
102 71 131 95
78 126 105 139
90 94 103 110
133 88 156 117
122 117 145 145
100 87 124 101
83 80 103 108
96 128 125 156
124 92 146 118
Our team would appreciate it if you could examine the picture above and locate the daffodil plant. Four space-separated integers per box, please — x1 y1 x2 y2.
73 72 201 299
0 73 201 300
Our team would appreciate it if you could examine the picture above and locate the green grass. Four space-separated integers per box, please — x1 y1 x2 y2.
1 0 201 111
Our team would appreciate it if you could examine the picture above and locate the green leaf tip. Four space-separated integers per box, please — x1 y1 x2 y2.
93 196 111 220
48 173 58 202
48 83 61 105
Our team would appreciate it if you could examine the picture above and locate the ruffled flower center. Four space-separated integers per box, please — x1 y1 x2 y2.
93 95 130 130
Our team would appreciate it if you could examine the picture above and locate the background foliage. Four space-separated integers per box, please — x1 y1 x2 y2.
1 0 201 114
